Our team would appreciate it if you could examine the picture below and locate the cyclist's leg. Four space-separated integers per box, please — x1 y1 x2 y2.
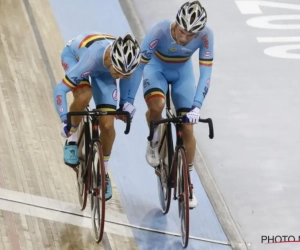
171 64 198 208
61 46 92 167
91 74 117 200
143 65 168 167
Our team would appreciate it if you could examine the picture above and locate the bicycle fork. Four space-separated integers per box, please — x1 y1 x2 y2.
86 119 102 197
171 126 194 203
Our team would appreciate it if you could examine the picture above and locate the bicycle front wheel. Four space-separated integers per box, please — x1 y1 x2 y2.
157 123 171 214
77 120 88 210
77 160 88 210
90 140 106 243
176 148 190 248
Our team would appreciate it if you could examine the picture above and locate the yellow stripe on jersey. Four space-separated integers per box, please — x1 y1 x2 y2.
98 107 116 111
62 75 77 88
78 34 116 48
141 56 150 64
144 91 165 101
62 76 89 89
199 59 213 66
155 50 190 63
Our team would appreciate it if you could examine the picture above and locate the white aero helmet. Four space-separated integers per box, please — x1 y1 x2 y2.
110 33 141 76
176 1 207 33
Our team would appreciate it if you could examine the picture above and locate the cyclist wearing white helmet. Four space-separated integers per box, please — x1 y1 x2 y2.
53 32 141 201
123 1 214 208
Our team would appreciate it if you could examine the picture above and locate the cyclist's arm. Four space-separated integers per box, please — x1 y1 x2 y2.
53 50 96 121
119 23 162 105
53 83 72 122
194 29 214 108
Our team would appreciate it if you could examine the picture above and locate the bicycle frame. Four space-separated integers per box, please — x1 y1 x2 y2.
153 83 207 200
148 82 214 195
69 107 131 179
148 83 214 184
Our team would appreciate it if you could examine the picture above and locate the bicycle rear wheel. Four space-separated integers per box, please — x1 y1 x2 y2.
90 140 106 243
157 124 172 214
176 148 190 248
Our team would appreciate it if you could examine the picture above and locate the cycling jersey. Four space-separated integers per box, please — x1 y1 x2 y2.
120 19 214 111
53 31 123 122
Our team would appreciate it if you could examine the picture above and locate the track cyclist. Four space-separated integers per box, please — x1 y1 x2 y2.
124 1 214 208
53 32 141 201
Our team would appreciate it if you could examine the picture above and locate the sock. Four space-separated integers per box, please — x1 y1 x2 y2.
104 154 110 174
152 125 160 143
188 162 194 183
67 131 77 144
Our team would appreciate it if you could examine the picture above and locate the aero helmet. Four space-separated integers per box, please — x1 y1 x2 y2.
110 33 141 76
176 1 207 33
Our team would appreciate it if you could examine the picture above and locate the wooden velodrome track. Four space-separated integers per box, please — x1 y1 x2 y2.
0 0 138 249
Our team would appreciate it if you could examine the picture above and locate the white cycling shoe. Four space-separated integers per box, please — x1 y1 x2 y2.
145 141 160 167
189 193 198 209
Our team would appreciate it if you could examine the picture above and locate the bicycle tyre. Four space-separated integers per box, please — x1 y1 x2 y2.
157 124 171 214
177 148 190 248
77 120 88 210
90 140 106 243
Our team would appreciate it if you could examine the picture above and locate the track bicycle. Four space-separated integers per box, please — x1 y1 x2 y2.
67 106 131 243
147 82 214 248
